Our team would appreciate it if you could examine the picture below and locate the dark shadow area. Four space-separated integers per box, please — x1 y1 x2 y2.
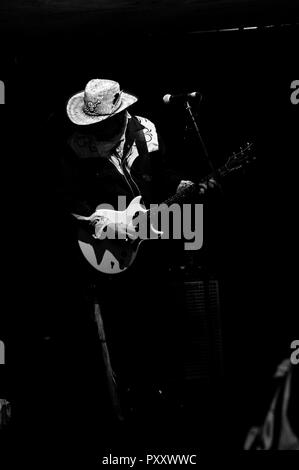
0 13 298 462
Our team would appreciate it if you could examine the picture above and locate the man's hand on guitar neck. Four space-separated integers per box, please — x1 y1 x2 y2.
177 178 217 194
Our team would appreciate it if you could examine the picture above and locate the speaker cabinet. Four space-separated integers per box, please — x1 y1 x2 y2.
172 279 224 382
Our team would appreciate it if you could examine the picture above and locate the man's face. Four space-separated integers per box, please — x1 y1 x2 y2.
94 110 128 141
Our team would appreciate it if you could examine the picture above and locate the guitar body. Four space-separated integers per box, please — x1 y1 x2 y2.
76 142 254 275
78 196 161 274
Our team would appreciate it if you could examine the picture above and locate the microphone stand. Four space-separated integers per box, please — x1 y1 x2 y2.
184 99 222 191
183 99 223 278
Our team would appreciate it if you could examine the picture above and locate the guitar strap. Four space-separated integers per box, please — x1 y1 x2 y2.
133 123 153 183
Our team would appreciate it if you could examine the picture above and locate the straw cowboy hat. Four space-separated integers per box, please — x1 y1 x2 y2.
67 78 138 125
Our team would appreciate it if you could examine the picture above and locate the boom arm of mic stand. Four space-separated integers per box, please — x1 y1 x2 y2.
184 100 222 191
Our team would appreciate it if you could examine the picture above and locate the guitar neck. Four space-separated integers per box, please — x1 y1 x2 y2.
161 165 228 207
145 142 254 218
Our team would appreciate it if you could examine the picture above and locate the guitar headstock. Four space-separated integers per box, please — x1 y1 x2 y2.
223 142 255 174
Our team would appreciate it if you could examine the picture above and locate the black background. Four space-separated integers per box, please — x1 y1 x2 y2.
0 1 298 463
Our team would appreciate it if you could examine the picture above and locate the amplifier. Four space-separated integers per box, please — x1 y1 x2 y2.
171 278 224 382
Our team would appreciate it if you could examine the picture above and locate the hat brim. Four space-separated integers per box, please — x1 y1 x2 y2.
67 90 138 125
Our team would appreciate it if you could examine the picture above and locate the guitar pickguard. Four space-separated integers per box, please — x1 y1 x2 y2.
78 196 148 274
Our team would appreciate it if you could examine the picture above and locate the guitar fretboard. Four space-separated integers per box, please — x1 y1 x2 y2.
145 165 227 221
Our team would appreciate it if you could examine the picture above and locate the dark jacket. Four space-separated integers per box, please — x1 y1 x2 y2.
58 114 182 217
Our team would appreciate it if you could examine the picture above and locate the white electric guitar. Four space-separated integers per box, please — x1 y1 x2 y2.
75 143 254 275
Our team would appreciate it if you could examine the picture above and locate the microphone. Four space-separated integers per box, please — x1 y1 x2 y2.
163 91 202 104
